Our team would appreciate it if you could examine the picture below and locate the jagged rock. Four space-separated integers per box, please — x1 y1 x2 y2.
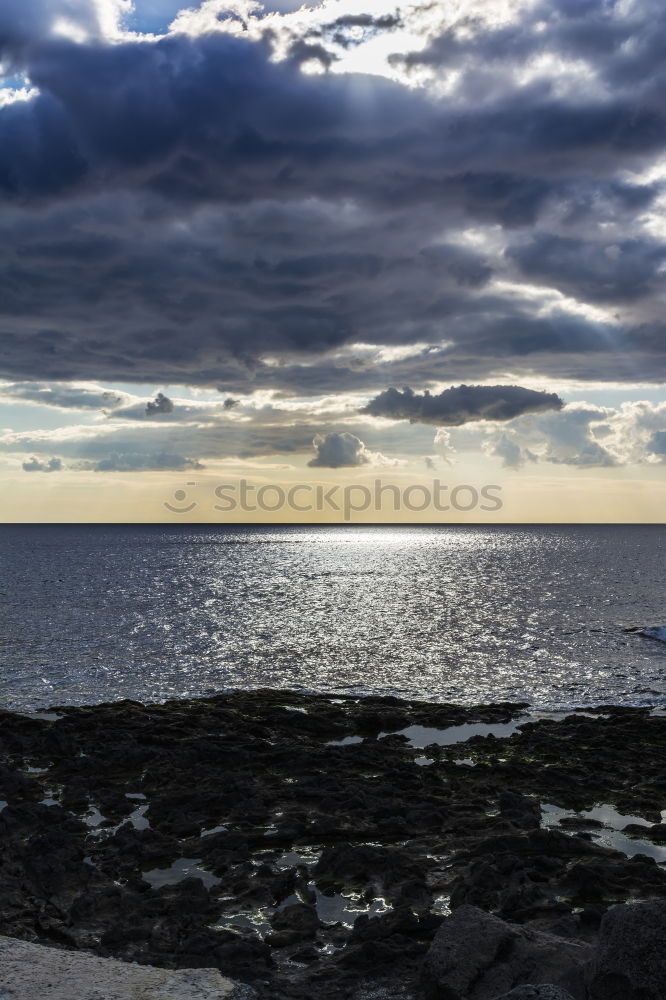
422 905 590 1000
267 902 319 947
499 791 541 830
587 899 666 1000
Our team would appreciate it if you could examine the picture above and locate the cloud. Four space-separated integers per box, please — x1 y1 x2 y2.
145 391 174 415
22 455 62 471
91 451 203 471
362 385 564 426
648 430 666 458
0 0 127 67
0 0 665 492
432 428 456 465
482 404 620 469
4 393 666 474
508 235 666 304
0 380 125 409
0 415 339 468
0 0 662 395
307 431 395 468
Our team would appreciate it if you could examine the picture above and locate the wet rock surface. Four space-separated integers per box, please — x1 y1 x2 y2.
0 691 665 998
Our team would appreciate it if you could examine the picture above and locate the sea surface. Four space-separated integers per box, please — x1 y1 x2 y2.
1 524 665 712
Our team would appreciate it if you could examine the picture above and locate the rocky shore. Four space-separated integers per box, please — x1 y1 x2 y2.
1 690 665 999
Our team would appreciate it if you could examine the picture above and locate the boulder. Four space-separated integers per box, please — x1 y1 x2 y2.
422 905 590 1000
267 902 319 947
587 899 666 1000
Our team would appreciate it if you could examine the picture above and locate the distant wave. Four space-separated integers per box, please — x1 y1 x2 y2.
626 625 666 643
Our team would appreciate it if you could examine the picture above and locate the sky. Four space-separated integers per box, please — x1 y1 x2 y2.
1 0 665 522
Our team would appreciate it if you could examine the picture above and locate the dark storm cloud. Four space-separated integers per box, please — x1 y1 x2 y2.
508 236 666 304
0 0 104 66
362 385 564 427
1 32 428 204
1 190 660 391
0 0 665 392
3 28 666 207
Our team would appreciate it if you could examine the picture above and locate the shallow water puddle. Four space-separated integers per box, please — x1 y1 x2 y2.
201 823 228 837
143 857 220 889
275 846 321 869
385 710 612 753
16 710 64 723
582 804 665 828
310 885 391 925
124 793 150 830
214 911 273 936
213 882 391 940
128 803 150 830
85 799 150 833
387 720 527 748
83 806 107 827
432 895 451 916
327 736 364 747
542 803 666 862
318 942 344 956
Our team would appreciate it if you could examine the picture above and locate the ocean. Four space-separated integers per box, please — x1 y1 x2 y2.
1 524 665 712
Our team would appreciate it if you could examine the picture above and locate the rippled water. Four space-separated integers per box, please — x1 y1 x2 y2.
1 524 665 711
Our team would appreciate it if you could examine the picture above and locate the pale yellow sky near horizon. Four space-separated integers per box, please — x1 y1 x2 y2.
3 458 665 523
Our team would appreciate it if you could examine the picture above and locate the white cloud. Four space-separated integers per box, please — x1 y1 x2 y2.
480 400 666 468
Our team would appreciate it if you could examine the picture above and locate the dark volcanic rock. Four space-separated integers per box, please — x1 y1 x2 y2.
0 691 664 999
268 902 319 946
587 899 666 1000
422 904 591 1000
